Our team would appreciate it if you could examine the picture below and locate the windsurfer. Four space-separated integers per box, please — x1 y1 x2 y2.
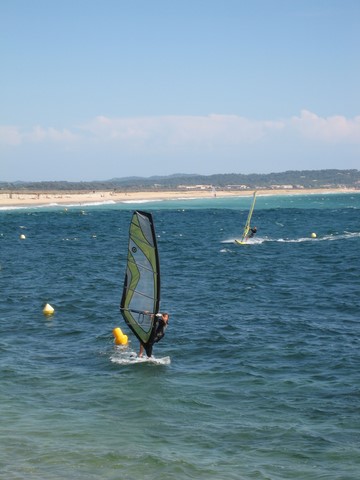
139 312 169 357
248 226 257 238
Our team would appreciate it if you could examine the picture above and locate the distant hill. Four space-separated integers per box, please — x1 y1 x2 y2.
1 169 359 192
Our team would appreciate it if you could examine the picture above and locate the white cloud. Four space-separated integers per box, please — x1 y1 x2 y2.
290 110 360 142
0 125 78 145
79 114 284 151
0 126 22 146
1 111 360 150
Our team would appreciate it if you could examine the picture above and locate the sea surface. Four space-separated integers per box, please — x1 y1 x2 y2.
1 193 359 480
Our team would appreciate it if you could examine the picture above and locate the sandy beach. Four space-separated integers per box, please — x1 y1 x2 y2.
0 187 358 208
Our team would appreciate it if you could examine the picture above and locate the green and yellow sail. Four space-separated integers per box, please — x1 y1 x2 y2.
235 191 257 244
120 211 160 356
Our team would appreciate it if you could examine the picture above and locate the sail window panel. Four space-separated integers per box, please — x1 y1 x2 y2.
129 239 157 272
123 310 152 337
130 277 156 312
135 214 156 247
128 311 152 334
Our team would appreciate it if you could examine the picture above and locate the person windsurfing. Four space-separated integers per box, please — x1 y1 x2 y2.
139 312 170 357
248 226 257 239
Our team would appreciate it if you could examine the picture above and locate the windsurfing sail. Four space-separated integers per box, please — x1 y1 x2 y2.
120 211 160 357
240 191 257 242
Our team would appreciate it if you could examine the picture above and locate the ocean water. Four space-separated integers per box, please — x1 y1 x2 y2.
0 193 359 480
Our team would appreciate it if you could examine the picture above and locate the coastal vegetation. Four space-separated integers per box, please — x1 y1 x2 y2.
1 169 359 193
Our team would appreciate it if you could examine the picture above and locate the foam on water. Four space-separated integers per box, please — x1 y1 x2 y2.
111 351 171 366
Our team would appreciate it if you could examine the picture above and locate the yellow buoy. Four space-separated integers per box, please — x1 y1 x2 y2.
113 327 128 345
43 303 55 315
311 232 317 238
20 234 26 240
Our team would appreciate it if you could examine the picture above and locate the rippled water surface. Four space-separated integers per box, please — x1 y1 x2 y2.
1 193 359 479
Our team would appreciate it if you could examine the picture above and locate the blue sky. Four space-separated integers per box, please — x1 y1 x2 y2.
1 0 359 181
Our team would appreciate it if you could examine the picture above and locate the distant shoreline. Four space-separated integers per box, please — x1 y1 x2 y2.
0 188 358 208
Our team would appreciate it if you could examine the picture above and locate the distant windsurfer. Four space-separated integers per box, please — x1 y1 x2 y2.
248 226 257 239
139 312 170 357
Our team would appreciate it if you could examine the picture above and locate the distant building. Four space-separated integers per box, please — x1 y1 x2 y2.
177 184 212 190
270 185 294 189
225 185 249 190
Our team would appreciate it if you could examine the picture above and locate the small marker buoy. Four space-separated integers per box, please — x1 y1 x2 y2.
113 327 128 345
311 232 317 238
20 234 26 240
43 303 54 315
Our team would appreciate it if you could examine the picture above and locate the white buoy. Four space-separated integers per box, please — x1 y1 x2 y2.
43 303 55 316
311 232 317 238
20 234 26 240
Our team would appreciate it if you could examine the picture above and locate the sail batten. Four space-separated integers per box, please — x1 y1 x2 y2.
120 210 160 355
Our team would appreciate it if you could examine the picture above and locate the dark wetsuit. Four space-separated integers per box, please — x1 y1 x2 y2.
248 227 257 238
144 315 168 357
153 317 167 343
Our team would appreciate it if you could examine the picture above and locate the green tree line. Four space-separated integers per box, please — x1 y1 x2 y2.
1 169 359 191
